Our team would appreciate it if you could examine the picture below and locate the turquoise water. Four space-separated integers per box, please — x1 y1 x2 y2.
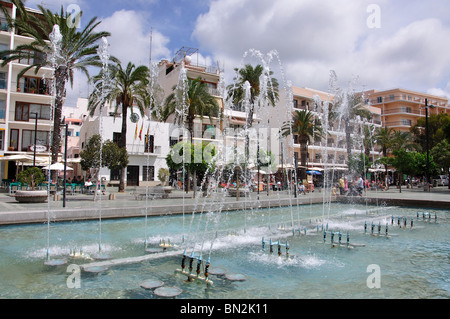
0 203 448 299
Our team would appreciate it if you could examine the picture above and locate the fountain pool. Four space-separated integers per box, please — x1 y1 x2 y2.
0 203 448 299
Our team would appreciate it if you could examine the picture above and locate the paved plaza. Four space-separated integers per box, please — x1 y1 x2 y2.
0 185 448 225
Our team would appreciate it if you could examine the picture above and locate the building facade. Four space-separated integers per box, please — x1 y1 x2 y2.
365 88 450 132
0 3 55 180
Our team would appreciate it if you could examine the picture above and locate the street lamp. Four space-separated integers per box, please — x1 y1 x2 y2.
424 98 435 192
62 119 69 208
31 112 38 167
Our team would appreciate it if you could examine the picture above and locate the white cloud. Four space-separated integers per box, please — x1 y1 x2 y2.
193 0 450 98
64 9 172 107
99 10 171 66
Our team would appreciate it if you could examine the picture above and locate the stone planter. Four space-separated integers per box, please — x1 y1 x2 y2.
163 186 173 194
14 190 48 203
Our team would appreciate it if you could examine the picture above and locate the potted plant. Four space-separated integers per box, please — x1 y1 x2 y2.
8 140 15 151
15 167 47 203
157 167 172 194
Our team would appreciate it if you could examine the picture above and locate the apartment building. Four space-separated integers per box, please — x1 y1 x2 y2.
157 47 258 168
365 88 450 132
261 86 382 173
0 3 55 180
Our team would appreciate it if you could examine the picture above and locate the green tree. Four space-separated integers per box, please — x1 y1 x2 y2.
430 139 450 188
390 130 416 152
281 110 324 181
389 149 416 193
410 112 450 152
88 62 150 192
17 167 44 190
374 127 393 179
0 0 111 169
166 141 216 195
80 135 128 187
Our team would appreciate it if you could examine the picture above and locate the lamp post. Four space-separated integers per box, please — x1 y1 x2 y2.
424 98 435 192
63 121 68 207
31 112 38 167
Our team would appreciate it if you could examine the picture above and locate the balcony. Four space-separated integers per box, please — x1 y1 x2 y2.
126 144 161 156
381 107 423 116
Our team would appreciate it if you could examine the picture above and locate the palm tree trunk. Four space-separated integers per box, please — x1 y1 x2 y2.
118 102 128 192
50 68 66 181
345 121 352 162
300 138 308 182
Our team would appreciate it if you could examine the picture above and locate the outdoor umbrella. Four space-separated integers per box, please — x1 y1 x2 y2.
43 162 73 171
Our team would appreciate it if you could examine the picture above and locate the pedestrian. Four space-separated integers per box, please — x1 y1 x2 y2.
339 177 345 195
357 175 364 197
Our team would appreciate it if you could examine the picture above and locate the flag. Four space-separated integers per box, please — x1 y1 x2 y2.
145 124 150 145
135 121 138 140
139 121 144 141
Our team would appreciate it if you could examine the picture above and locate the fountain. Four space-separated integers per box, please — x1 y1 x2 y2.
0 48 448 299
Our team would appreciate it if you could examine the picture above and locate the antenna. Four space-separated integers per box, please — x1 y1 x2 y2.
149 27 152 68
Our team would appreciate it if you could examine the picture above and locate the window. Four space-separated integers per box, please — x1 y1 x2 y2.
21 130 49 151
15 102 51 121
10 129 18 150
110 168 121 181
401 106 412 113
0 72 6 89
293 99 298 109
202 124 216 139
18 50 45 65
142 166 155 181
144 135 154 153
401 119 412 126
0 100 5 120
376 97 383 103
15 103 29 121
18 76 49 94
169 136 178 147
113 132 122 145
0 130 4 150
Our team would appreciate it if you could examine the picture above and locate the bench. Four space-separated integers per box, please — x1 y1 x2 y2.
130 187 169 200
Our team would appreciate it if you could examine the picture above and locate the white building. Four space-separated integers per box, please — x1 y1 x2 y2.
79 98 173 186
0 3 54 181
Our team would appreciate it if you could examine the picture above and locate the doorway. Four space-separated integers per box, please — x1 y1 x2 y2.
126 165 139 186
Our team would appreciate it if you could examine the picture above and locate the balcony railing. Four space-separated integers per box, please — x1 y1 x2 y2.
126 144 161 155
381 107 422 116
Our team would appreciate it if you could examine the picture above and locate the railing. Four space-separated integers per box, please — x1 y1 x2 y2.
384 121 414 128
381 108 422 116
126 144 161 155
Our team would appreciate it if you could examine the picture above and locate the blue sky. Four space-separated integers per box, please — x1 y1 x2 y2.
25 0 450 105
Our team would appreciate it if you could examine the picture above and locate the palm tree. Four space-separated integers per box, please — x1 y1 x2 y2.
226 64 279 161
374 127 393 158
88 62 151 192
374 127 393 187
162 77 220 197
333 89 373 162
390 130 416 152
0 1 110 169
282 110 324 181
